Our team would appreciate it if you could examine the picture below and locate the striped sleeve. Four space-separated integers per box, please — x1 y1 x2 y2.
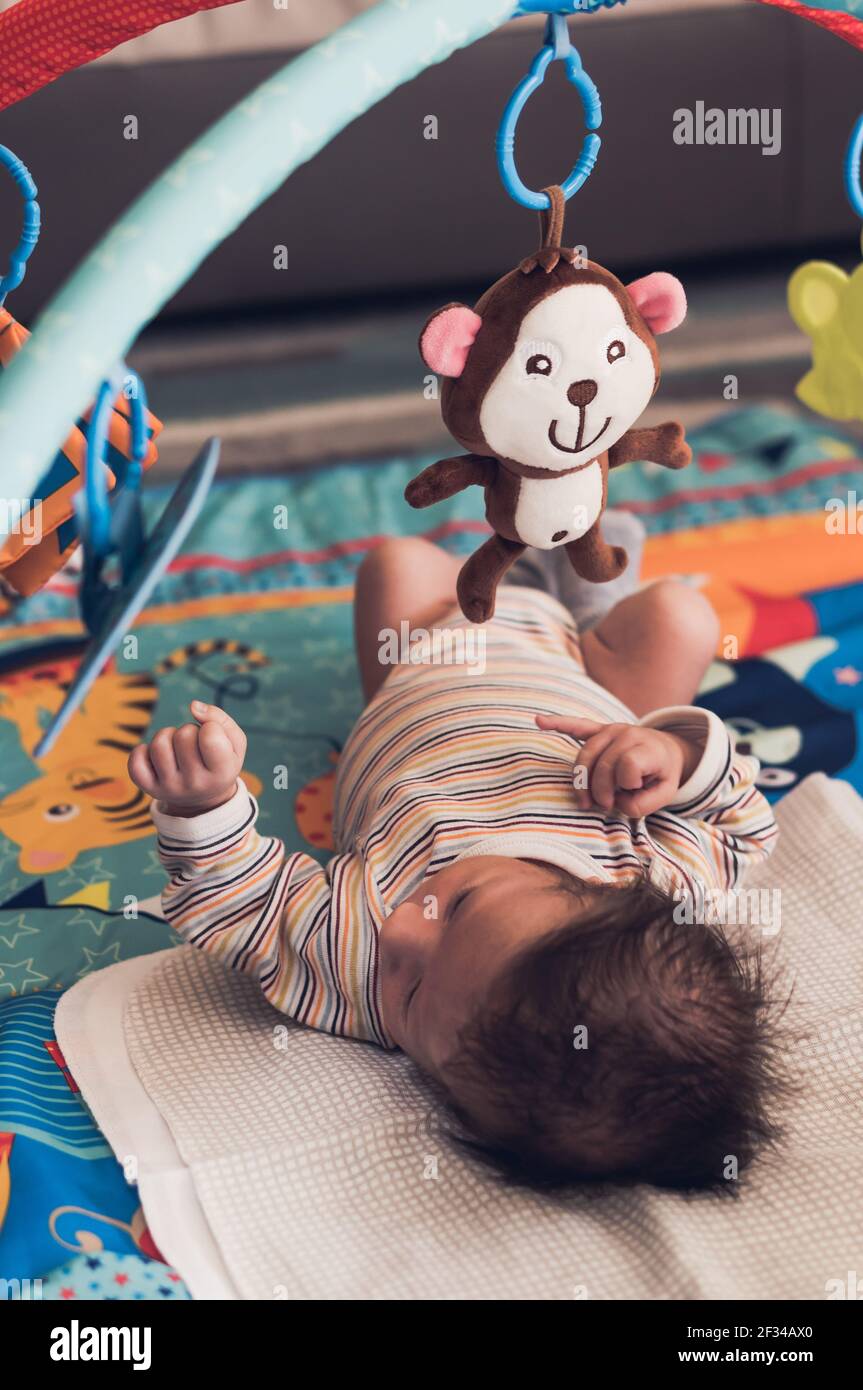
634 707 778 891
151 783 389 1047
638 706 735 817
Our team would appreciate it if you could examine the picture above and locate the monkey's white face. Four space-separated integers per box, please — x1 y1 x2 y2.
479 283 656 471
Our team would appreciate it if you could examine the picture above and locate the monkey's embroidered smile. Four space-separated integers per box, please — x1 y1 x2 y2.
406 250 692 623
548 413 611 456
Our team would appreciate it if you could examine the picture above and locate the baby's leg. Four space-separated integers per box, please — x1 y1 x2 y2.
581 580 720 716
354 538 462 700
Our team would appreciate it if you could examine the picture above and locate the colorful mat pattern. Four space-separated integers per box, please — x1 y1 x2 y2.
1 404 861 1297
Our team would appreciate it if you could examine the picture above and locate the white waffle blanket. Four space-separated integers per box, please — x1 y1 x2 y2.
56 772 863 1300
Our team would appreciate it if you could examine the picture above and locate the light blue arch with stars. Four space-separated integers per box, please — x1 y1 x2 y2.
0 0 533 504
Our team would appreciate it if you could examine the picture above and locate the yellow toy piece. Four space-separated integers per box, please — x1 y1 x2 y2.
788 231 863 421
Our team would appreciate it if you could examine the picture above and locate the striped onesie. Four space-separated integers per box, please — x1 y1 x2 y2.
154 588 778 1049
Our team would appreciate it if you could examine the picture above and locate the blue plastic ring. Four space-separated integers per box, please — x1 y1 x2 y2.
844 114 863 220
0 145 40 305
495 29 602 211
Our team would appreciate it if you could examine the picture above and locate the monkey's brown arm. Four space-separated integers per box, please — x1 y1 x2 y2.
405 454 495 509
608 424 691 472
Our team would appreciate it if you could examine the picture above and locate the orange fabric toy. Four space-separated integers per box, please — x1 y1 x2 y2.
0 308 162 596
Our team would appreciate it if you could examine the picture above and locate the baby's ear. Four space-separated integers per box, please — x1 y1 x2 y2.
626 272 687 334
419 303 482 376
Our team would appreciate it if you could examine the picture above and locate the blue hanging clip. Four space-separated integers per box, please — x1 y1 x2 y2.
844 113 863 220
34 365 220 758
77 366 149 581
0 144 40 305
496 13 602 212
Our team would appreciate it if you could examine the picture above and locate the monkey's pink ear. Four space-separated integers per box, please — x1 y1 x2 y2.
419 304 482 376
626 272 687 334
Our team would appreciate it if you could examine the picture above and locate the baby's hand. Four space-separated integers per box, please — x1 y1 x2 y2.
128 701 247 818
536 714 700 818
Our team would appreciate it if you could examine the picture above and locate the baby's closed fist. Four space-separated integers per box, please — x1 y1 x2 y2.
536 713 698 818
128 701 247 817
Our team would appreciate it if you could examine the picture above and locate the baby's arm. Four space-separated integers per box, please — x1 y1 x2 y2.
537 707 777 890
127 699 247 819
128 703 389 1045
635 707 778 890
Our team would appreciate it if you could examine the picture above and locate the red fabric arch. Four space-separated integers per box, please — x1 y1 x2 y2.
758 0 863 50
0 0 245 113
2 0 863 117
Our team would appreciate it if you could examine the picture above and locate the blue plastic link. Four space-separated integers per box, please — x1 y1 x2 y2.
514 2 626 13
0 145 41 305
78 365 149 560
844 114 863 220
496 14 602 211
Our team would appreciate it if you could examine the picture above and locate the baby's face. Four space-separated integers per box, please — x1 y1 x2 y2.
379 856 577 1077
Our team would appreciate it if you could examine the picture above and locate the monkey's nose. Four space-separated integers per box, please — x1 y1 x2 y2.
567 379 598 408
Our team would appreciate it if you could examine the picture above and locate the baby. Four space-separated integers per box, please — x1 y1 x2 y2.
128 538 780 1191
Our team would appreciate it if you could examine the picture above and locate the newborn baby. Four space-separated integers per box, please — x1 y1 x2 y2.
128 538 779 1191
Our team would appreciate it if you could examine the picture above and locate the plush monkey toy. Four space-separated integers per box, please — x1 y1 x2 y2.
406 187 691 623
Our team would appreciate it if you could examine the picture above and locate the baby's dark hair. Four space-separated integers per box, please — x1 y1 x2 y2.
444 875 784 1193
